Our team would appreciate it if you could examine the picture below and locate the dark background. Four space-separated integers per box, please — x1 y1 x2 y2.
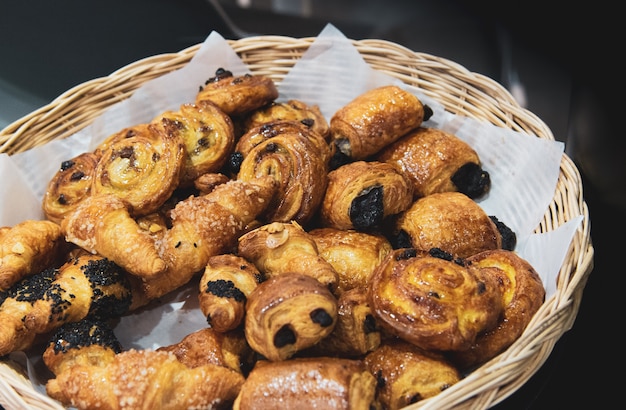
1 1 623 408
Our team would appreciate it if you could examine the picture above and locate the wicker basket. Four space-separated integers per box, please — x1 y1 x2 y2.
0 36 594 410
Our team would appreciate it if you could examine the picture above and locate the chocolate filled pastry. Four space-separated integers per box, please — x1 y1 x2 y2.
43 319 245 410
243 273 337 361
233 357 378 410
450 249 545 370
392 191 503 259
91 122 186 217
368 248 503 351
196 68 279 117
152 100 235 185
376 126 491 199
42 151 101 224
309 227 392 295
198 254 264 332
328 85 429 168
364 339 461 409
0 253 132 356
237 221 339 292
320 160 414 232
0 219 68 291
234 120 331 225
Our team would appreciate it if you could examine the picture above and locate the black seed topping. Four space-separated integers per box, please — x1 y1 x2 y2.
205 279 246 302
310 308 333 327
451 162 491 199
81 258 132 318
274 325 296 347
10 267 58 303
350 185 384 231
49 318 122 355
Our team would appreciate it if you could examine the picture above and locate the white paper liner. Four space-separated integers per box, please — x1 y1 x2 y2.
0 23 582 395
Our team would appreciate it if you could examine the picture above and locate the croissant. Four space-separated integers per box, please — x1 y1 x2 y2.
244 273 337 361
0 253 132 356
376 126 491 199
320 160 414 231
233 357 378 410
364 339 461 409
449 249 546 370
41 151 101 224
198 254 264 332
196 68 279 117
0 219 68 291
328 85 429 168
237 221 339 291
368 248 503 351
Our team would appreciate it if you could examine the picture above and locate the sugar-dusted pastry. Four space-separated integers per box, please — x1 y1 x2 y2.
320 160 414 231
244 273 337 361
234 120 331 225
91 122 186 217
0 253 132 356
237 221 339 292
152 100 235 185
450 249 546 370
364 339 461 409
196 68 279 117
392 191 503 259
377 126 491 199
309 227 392 295
233 357 378 410
328 85 430 168
368 248 503 351
198 254 264 332
62 193 167 279
42 151 101 224
0 219 68 291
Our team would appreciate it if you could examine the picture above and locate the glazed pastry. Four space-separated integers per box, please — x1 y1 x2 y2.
196 68 279 117
152 100 235 185
91 122 185 217
198 254 264 332
320 160 414 231
368 248 503 351
234 120 331 225
0 253 132 356
233 357 378 410
237 221 339 292
244 273 337 361
364 339 461 409
328 85 429 168
0 219 68 291
309 227 392 295
377 126 491 199
62 193 167 279
393 191 503 259
42 151 101 224
450 249 546 370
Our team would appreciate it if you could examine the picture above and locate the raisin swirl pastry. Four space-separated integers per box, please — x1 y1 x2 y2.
328 85 430 169
377 126 491 199
368 248 503 352
364 339 461 409
244 273 338 361
42 151 101 224
320 160 414 232
233 357 378 410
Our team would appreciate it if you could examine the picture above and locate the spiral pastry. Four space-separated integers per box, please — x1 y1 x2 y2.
42 151 101 224
91 122 185 217
153 100 235 185
244 273 338 361
376 127 491 199
320 160 414 232
368 248 503 351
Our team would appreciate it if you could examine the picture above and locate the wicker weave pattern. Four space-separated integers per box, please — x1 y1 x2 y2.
0 36 594 410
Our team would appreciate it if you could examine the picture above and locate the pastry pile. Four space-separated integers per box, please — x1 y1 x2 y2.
0 69 545 410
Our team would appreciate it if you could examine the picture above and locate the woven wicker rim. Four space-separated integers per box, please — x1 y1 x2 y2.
0 36 594 410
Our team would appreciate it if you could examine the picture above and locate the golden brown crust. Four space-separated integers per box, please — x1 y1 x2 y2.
367 248 503 351
242 99 330 140
244 273 338 361
192 172 230 195
394 191 502 258
320 160 414 231
233 357 378 410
